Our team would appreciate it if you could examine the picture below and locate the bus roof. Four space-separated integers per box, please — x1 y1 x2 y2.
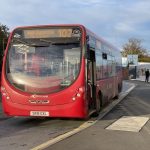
11 24 120 52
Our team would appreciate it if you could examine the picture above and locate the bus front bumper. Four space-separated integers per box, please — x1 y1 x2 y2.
2 99 88 119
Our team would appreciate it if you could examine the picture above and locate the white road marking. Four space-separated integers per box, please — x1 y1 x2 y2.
31 82 136 150
106 116 149 132
31 120 97 150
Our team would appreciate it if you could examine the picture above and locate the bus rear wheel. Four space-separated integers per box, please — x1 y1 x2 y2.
118 83 122 93
114 83 122 99
93 92 103 117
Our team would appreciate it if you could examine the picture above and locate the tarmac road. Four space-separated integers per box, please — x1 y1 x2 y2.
45 80 150 150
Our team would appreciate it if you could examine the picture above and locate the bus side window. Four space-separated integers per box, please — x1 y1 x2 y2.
95 49 102 80
102 53 108 78
112 56 116 76
107 55 113 77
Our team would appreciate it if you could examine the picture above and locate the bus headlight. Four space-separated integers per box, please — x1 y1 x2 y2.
72 87 84 101
77 93 81 97
72 97 76 101
1 86 10 100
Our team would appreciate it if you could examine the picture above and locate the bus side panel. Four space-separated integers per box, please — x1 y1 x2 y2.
96 77 116 104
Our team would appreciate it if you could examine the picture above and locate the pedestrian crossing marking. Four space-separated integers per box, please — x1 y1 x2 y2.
106 116 149 132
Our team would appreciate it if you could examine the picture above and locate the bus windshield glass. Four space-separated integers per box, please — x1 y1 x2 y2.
6 27 82 94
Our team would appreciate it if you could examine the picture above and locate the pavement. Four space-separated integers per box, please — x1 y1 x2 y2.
132 75 145 82
132 75 150 83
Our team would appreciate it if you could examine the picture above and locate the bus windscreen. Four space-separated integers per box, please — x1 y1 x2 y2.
6 27 82 94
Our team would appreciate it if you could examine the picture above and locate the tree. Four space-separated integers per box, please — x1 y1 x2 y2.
0 23 9 70
121 38 146 58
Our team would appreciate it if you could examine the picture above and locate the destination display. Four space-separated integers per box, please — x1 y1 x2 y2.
23 28 80 38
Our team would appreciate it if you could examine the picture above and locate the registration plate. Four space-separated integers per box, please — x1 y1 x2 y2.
30 111 49 117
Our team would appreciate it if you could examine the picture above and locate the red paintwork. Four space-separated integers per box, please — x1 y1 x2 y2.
2 92 86 118
1 25 88 118
2 57 87 118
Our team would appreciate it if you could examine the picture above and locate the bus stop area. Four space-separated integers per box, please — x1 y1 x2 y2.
44 80 150 150
0 80 150 150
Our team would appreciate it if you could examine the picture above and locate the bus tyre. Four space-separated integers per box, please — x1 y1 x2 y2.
118 83 122 93
93 92 102 117
114 84 121 99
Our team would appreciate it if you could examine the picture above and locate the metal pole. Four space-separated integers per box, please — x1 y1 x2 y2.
135 66 137 79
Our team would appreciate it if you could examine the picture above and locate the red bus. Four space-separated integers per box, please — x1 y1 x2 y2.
1 24 122 118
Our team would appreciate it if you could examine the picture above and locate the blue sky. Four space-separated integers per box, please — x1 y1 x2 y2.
1 0 150 51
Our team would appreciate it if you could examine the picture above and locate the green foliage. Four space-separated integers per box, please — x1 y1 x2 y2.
139 56 150 62
0 23 9 70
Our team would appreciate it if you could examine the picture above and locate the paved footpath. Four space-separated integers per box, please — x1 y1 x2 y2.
45 81 150 150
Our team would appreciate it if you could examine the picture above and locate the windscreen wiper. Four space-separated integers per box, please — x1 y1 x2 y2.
39 39 55 45
13 38 49 47
39 39 79 45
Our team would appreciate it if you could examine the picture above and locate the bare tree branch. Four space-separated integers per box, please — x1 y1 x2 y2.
121 38 147 57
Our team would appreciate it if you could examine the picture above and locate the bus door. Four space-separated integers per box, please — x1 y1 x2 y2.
87 48 97 110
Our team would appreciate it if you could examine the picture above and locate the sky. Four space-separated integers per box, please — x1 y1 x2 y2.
1 0 150 51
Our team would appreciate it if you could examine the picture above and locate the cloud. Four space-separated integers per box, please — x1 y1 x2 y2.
0 0 150 50
115 23 135 33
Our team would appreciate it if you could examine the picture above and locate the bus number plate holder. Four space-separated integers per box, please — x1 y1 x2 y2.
30 111 49 117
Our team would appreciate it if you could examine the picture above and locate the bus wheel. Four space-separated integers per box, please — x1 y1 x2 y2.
118 83 122 93
98 92 103 109
114 84 121 99
93 92 102 117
